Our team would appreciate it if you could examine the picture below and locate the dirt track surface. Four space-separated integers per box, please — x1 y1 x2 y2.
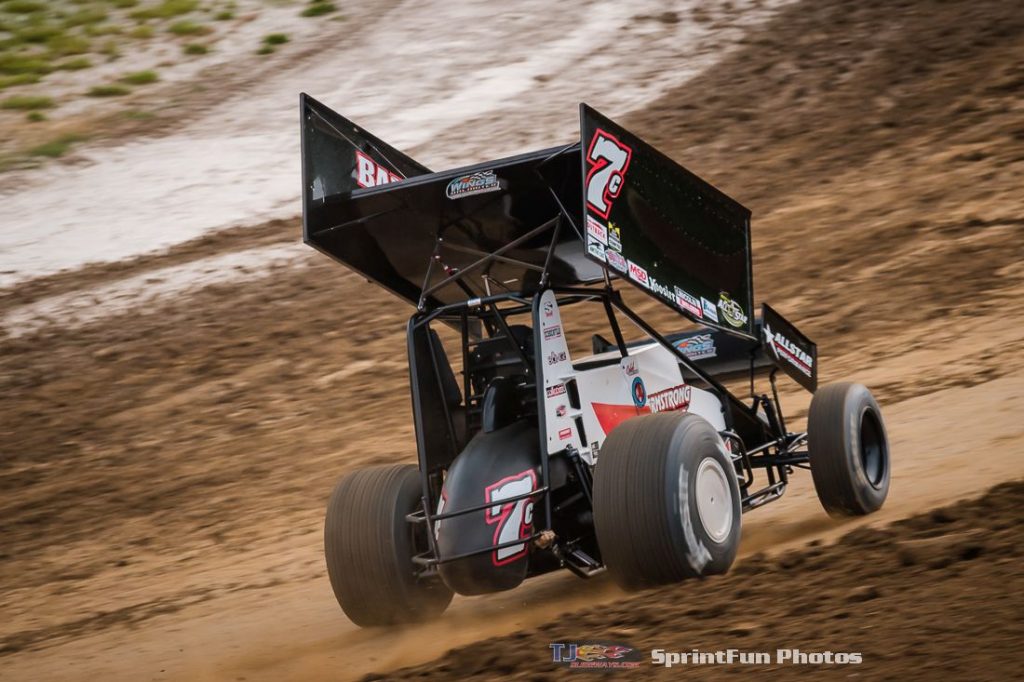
380 480 1024 680
1 0 1023 679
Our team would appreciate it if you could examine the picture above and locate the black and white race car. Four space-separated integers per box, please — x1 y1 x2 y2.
300 97 891 626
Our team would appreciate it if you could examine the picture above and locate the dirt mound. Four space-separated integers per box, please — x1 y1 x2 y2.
379 481 1024 680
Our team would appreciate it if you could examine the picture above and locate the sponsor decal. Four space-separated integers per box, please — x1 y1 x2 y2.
586 216 608 245
585 129 633 219
607 221 622 251
718 291 748 328
647 384 692 413
551 642 642 669
558 427 573 440
543 325 562 340
547 350 568 365
621 357 639 377
546 383 566 398
587 237 606 261
701 297 720 323
446 170 500 199
354 150 402 188
763 323 813 377
631 376 647 408
647 276 676 303
606 249 627 273
555 404 567 417
627 260 649 288
543 300 555 318
484 470 537 566
674 333 716 361
674 287 702 318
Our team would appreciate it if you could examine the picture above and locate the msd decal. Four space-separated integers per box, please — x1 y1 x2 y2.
627 260 649 288
585 129 633 219
355 150 402 188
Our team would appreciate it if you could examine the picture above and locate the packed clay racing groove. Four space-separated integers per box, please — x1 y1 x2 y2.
2 0 1023 680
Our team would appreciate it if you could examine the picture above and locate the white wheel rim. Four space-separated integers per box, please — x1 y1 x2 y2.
695 457 733 543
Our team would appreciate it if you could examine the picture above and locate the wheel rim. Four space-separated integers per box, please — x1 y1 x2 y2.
695 457 733 543
860 408 887 488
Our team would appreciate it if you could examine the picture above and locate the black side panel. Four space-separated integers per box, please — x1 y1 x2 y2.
579 103 755 339
408 320 461 474
761 303 818 393
300 93 430 242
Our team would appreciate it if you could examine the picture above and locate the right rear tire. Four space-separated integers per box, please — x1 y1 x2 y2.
593 413 742 590
324 464 452 627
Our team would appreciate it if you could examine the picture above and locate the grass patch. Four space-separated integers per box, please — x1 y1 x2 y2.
168 20 210 36
120 69 157 85
129 24 154 39
300 1 336 17
86 84 130 97
3 0 45 14
182 42 207 55
120 108 154 120
0 54 53 76
57 56 92 70
62 7 109 28
16 24 64 44
29 134 85 158
256 44 274 55
262 33 288 45
47 34 92 56
130 0 198 20
0 73 41 89
26 110 44 122
214 10 233 20
110 0 139 7
1 94 53 110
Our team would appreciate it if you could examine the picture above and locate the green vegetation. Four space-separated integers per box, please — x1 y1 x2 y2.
29 133 85 158
1 93 53 109
256 44 274 56
301 1 337 18
58 57 93 71
182 42 207 55
3 1 45 14
86 84 130 97
263 33 288 46
25 109 44 121
168 20 209 36
130 0 198 21
120 69 158 85
120 108 154 120
129 24 154 39
214 10 233 21
0 73 41 89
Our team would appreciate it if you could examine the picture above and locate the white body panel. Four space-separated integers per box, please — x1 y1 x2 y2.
538 291 726 466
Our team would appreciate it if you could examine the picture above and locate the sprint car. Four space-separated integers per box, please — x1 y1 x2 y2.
300 96 891 626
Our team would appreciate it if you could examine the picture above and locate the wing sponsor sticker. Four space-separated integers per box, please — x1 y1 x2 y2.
674 287 702 318
630 376 647 407
627 260 649 289
446 170 500 199
607 221 622 251
718 291 748 328
674 334 716 360
355 150 402 188
587 237 606 261
586 216 608 245
543 325 562 340
546 350 568 365
558 427 573 441
763 323 813 377
701 297 720 323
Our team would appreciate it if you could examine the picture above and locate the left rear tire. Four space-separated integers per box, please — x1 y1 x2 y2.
324 464 452 626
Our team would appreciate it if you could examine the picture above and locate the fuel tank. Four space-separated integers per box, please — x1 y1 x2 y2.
436 420 541 595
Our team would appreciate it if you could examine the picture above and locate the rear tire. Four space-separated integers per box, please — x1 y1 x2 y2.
593 413 742 590
324 464 452 626
808 383 890 516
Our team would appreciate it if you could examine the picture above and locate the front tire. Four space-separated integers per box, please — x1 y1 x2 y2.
593 413 742 590
324 464 452 626
808 382 891 516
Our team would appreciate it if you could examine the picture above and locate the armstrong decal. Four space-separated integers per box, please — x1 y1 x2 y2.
355 150 402 188
446 170 500 199
718 291 748 329
647 384 692 413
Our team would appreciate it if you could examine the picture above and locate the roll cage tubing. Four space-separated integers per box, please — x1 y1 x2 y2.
403 157 810 570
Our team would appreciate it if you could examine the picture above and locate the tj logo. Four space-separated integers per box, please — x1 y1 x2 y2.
549 642 641 668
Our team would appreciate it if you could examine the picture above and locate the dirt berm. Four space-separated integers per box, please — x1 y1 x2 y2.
375 481 1024 680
